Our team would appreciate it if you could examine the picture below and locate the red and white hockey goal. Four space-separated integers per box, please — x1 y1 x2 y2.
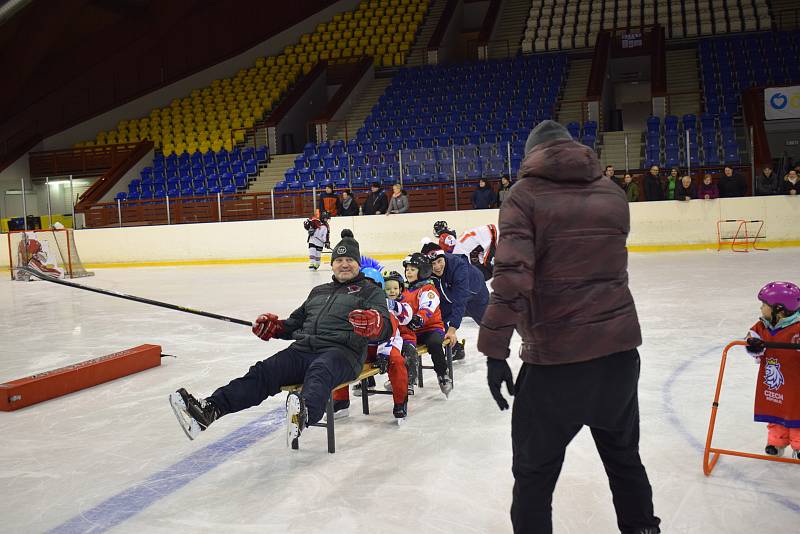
6 228 94 280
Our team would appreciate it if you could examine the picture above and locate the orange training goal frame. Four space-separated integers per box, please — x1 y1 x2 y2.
703 340 800 475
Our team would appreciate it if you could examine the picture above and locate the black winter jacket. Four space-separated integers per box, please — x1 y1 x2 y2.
278 273 392 375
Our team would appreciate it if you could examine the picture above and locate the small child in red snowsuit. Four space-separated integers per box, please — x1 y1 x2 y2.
745 281 800 458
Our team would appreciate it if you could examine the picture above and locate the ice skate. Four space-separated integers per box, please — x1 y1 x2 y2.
393 398 408 425
452 340 466 361
352 376 376 396
286 392 307 447
308 263 319 271
765 444 786 457
170 388 219 441
438 374 453 398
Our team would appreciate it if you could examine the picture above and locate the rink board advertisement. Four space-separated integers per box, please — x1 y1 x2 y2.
765 85 800 120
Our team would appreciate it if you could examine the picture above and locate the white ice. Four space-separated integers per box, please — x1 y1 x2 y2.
1 249 799 533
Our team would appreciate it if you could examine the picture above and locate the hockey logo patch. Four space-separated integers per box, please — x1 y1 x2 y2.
347 284 362 294
764 358 785 391
336 246 347 254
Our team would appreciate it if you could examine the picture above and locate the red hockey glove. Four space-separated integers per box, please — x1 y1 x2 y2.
252 313 285 341
348 309 383 338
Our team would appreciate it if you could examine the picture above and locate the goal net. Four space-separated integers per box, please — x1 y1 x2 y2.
7 228 94 281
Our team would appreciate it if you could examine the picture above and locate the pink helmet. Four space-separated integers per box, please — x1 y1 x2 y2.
758 281 800 313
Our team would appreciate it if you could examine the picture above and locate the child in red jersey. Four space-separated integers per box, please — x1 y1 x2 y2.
745 281 800 458
401 253 452 398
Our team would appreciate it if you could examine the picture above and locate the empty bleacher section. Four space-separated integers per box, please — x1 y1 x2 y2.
644 113 737 168
522 1 771 52
78 0 430 157
275 55 567 191
666 49 702 117
118 146 269 202
699 31 800 116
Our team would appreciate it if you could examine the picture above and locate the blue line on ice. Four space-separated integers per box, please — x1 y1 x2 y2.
662 345 800 513
47 407 286 533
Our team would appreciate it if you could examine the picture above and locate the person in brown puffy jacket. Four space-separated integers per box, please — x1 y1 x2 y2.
477 120 660 534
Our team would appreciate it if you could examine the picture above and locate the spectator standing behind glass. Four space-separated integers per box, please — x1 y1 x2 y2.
644 165 664 201
663 167 679 200
699 174 719 200
621 173 639 202
784 170 799 195
756 166 780 196
318 184 341 216
497 175 513 207
675 175 696 201
472 178 497 209
339 190 360 216
604 165 620 187
362 182 389 215
386 183 409 214
718 165 747 197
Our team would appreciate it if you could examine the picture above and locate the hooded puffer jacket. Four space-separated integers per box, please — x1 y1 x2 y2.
478 138 642 365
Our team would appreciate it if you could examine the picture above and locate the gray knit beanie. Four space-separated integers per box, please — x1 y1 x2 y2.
524 120 573 155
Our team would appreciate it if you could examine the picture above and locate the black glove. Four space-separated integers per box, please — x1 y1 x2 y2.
746 337 766 356
374 354 389 374
409 314 425 331
487 357 514 410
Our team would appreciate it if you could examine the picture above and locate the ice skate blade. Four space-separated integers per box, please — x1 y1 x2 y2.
395 417 406 426
169 392 200 440
286 393 303 448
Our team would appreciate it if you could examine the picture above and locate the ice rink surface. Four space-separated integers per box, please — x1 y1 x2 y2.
1 249 799 533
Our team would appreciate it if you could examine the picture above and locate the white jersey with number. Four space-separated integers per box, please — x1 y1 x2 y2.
452 224 497 265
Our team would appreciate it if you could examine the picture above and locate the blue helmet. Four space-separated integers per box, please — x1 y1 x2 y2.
361 267 384 288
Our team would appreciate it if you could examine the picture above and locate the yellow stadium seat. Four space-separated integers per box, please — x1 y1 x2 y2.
402 13 412 23
311 33 321 43
354 28 364 38
348 38 359 48
300 34 311 44
398 22 408 33
315 41 326 52
276 55 286 66
287 54 297 65
337 40 347 50
304 43 315 53
381 34 392 45
333 30 342 41
413 12 423 23
342 48 353 58
376 44 387 55
369 35 380 46
224 139 233 152
343 29 353 40
388 43 398 54
391 14 402 24
320 50 330 60
337 21 347 31
331 49 342 59
396 5 406 15
392 32 404 43
365 45 376 56
309 52 319 63
382 55 393 67
326 41 336 51
333 13 342 21
359 18 369 28
375 25 386 35
375 8 385 17
399 42 410 52
358 36 369 47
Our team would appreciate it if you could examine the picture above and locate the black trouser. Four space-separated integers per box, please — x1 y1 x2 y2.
415 330 447 377
209 346 357 425
511 349 660 534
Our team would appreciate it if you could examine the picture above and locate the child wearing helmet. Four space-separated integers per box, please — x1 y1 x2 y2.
402 253 452 397
383 270 419 394
433 220 458 253
332 261 411 422
745 281 800 458
303 215 330 270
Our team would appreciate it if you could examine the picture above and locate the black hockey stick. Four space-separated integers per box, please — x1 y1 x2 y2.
18 266 252 327
764 342 800 350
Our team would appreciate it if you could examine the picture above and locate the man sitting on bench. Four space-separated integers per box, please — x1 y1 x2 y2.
170 235 392 445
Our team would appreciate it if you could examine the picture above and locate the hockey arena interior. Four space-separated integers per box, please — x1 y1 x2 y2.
1 1 800 532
